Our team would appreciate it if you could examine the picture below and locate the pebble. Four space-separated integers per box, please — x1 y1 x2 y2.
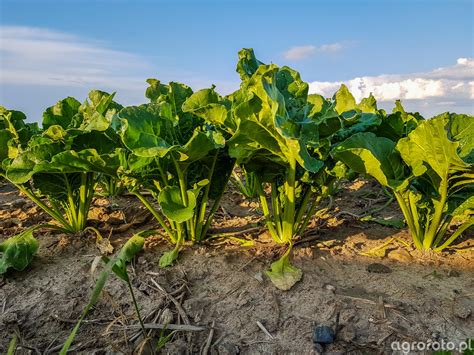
366 263 392 274
313 325 335 344
324 284 336 292
254 272 264 283
159 308 174 325
387 249 413 263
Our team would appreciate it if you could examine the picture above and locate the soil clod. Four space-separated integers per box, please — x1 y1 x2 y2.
366 263 392 274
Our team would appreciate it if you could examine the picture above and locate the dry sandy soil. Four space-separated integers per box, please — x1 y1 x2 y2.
0 179 473 354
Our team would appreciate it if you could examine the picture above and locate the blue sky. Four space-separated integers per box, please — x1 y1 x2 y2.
1 0 473 121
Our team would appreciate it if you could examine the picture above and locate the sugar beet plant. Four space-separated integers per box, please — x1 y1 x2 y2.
1 91 124 233
117 80 234 266
184 49 392 289
333 114 473 251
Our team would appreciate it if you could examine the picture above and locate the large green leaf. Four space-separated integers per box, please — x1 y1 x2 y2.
42 97 81 129
333 84 356 115
0 107 38 161
180 131 223 163
119 105 173 158
275 66 309 107
5 142 62 183
145 78 169 102
448 113 474 163
376 112 406 140
49 149 121 176
307 94 330 117
236 48 264 81
167 82 194 114
228 119 283 164
182 87 228 126
332 132 405 188
337 112 382 141
77 91 120 132
0 228 39 274
0 107 27 131
397 116 469 179
6 145 120 184
0 130 14 161
158 186 197 223
71 129 120 155
358 93 378 113
265 249 302 290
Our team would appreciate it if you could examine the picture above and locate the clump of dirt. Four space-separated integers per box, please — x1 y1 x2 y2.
0 181 472 354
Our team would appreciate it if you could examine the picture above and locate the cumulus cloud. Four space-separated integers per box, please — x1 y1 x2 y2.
308 58 474 115
0 25 149 90
283 42 346 60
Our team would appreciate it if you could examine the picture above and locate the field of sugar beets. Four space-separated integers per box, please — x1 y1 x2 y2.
0 49 473 354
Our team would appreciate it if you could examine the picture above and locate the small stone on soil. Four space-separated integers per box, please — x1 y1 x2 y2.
313 325 335 344
324 284 336 292
254 272 264 283
366 263 392 274
387 249 413 263
159 308 174 324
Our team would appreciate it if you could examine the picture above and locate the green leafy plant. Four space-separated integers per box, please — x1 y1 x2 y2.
1 91 124 233
189 49 383 289
96 174 125 197
333 114 473 251
0 106 39 162
118 80 234 266
0 227 39 274
375 100 424 141
230 167 259 199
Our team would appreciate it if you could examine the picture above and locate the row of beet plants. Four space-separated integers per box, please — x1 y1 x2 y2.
0 49 472 291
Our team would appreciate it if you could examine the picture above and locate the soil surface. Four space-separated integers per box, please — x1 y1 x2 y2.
0 179 473 354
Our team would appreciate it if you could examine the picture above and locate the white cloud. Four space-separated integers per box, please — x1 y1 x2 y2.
318 43 343 53
283 42 346 60
0 25 149 90
308 58 474 115
283 45 317 60
1 25 471 119
0 26 240 120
